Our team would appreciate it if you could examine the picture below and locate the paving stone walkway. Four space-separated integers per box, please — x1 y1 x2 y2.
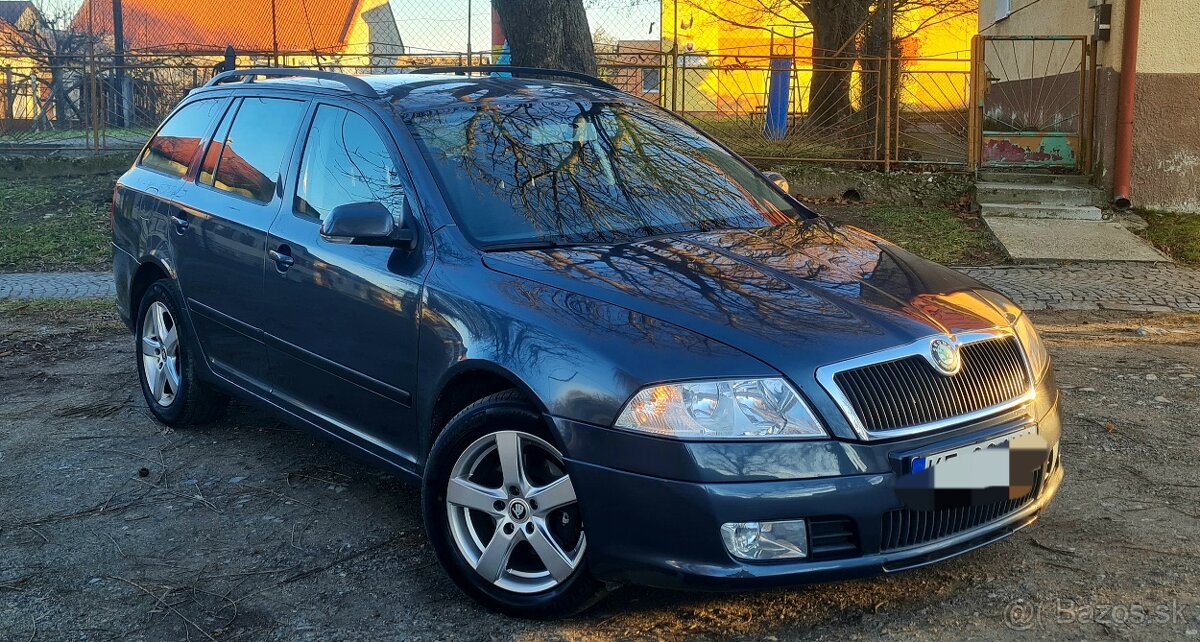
1 264 1199 313
960 263 1200 313
0 271 116 300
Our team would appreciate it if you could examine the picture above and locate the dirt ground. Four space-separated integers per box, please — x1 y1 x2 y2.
2 307 1199 641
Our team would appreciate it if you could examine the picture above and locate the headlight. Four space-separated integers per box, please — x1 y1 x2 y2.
1013 313 1050 379
614 378 827 440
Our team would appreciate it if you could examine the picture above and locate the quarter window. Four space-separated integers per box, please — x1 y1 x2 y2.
210 98 306 203
295 105 405 222
140 99 223 177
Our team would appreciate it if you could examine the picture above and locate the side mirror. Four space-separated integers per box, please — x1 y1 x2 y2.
320 202 406 246
762 171 790 194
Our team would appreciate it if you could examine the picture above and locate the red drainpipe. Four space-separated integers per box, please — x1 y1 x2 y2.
1112 0 1142 210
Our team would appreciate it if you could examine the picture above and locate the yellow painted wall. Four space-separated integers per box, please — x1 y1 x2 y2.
1138 1 1200 74
664 0 976 115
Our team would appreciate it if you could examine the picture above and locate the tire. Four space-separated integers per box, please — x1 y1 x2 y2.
135 279 228 426
422 390 607 618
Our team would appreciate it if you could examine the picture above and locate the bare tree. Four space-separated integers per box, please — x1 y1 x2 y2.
493 0 598 75
0 4 99 130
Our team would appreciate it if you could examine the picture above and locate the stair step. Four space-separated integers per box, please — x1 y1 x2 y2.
978 172 1091 185
976 182 1105 207
980 202 1105 221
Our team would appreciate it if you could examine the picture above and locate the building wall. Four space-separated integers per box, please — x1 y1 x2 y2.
609 40 664 103
1126 1 1200 212
0 11 49 125
980 0 1200 212
348 0 405 68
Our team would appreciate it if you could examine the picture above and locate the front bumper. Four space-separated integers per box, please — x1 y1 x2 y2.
553 391 1063 590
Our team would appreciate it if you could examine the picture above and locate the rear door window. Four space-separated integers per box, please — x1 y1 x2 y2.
140 99 224 177
294 105 405 222
210 97 306 203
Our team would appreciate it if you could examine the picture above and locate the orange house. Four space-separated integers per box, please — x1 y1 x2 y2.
70 0 404 67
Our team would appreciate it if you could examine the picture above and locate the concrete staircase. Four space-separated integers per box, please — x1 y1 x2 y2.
976 172 1169 263
976 172 1106 221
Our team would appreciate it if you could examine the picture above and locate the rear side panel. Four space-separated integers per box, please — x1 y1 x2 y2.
112 95 232 328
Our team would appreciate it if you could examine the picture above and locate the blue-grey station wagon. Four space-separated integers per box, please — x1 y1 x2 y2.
112 67 1063 618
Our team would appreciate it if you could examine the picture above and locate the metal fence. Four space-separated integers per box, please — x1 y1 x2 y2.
0 0 975 169
599 47 973 168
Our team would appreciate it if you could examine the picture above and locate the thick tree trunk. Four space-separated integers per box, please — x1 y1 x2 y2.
493 0 597 76
806 0 871 127
862 4 900 161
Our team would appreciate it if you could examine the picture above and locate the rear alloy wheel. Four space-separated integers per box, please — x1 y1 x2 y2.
135 280 228 426
141 301 181 407
423 390 607 618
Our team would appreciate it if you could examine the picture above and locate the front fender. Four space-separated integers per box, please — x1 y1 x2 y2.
415 259 775 456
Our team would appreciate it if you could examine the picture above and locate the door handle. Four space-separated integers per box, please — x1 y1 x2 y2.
169 213 189 232
269 246 294 271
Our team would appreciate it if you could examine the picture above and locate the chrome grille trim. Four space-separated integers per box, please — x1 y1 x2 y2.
816 330 1036 441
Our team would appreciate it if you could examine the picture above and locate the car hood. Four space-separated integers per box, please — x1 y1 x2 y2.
481 219 1014 384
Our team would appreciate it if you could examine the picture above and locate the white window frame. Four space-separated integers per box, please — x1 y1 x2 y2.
996 0 1012 21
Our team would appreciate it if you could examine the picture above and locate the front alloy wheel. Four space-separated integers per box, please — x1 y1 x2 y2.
446 430 585 594
423 390 606 618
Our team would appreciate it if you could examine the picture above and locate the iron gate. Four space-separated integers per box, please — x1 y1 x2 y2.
970 35 1096 171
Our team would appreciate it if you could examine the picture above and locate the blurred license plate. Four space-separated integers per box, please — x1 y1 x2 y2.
910 426 1037 475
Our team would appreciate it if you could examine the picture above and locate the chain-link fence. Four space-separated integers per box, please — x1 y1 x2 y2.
1 0 975 169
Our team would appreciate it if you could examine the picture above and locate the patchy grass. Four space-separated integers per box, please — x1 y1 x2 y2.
0 298 122 331
1137 210 1200 266
0 172 117 272
812 202 1006 266
0 126 154 144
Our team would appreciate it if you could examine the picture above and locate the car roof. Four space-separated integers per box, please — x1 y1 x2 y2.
191 73 638 113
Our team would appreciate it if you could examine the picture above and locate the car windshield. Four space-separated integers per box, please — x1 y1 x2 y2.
399 100 802 248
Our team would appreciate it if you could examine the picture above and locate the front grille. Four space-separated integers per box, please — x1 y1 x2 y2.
808 517 859 560
833 336 1030 434
880 470 1043 552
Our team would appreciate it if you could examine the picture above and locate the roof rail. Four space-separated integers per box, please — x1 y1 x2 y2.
403 65 618 92
205 68 376 98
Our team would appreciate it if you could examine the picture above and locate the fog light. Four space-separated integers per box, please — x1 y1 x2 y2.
720 519 808 560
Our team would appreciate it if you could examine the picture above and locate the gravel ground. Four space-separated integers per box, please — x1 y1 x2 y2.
2 308 1199 641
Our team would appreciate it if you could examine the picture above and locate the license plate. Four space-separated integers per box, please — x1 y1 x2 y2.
910 426 1038 475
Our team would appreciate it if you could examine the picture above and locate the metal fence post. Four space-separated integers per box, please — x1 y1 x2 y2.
882 55 891 171
3 66 12 127
670 0 678 114
968 34 982 172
